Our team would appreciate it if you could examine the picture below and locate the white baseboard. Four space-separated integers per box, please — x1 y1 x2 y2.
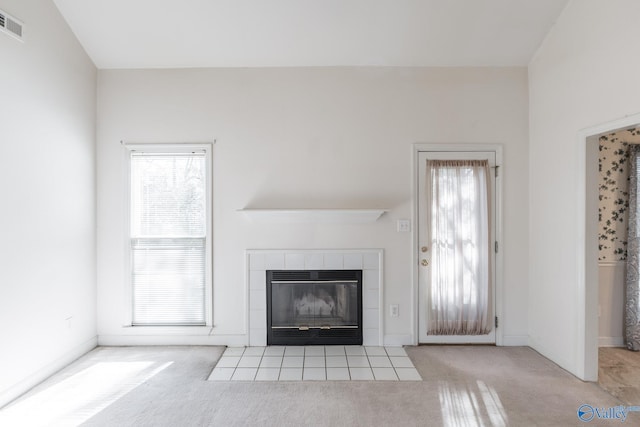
501 335 529 346
599 336 624 347
97 334 246 347
383 334 413 346
0 336 97 409
528 336 584 380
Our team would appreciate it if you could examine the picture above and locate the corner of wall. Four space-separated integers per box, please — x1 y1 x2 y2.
0 337 97 409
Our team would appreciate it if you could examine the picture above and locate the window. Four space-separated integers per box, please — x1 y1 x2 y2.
128 145 211 326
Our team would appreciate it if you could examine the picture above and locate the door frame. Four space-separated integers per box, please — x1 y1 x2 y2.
412 143 504 346
578 113 640 381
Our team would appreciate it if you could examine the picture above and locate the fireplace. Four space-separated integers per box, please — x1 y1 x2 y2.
247 249 382 347
266 270 363 345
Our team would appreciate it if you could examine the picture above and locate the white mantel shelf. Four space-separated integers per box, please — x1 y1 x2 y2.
238 209 387 224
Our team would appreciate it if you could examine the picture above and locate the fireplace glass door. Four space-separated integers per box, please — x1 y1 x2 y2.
271 281 358 329
267 270 362 345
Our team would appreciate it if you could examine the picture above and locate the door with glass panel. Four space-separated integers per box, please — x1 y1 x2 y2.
418 151 496 343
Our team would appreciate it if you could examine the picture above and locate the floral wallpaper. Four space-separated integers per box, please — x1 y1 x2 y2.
599 128 640 261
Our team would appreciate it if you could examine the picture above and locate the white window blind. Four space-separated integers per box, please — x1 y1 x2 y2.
130 151 207 325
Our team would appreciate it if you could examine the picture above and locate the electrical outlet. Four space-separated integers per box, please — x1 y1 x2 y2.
397 219 411 232
390 304 399 317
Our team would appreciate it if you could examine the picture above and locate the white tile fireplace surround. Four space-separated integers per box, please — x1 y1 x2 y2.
247 249 383 347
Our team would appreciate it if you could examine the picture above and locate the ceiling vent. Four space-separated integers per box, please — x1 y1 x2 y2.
0 9 24 42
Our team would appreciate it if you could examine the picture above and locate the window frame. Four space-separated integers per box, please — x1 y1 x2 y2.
123 142 213 328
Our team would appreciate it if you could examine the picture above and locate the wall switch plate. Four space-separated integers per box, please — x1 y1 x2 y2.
390 304 399 317
397 219 411 232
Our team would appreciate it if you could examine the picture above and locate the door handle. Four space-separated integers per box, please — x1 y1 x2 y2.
421 259 429 267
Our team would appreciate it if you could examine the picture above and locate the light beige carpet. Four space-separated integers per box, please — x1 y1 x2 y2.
0 345 628 426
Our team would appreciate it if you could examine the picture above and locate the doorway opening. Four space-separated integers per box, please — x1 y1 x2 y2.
580 113 640 381
587 125 640 397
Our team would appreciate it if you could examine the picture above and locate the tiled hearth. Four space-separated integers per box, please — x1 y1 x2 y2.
208 346 422 381
247 249 383 347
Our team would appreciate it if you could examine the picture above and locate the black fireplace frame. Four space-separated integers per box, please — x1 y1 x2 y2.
266 270 363 346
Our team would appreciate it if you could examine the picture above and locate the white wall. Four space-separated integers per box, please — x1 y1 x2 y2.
0 0 97 407
97 67 530 346
529 0 640 380
599 262 624 347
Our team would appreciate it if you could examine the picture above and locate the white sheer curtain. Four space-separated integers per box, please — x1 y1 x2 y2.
426 160 492 335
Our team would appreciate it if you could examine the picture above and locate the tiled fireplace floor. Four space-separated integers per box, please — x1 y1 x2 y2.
208 346 422 381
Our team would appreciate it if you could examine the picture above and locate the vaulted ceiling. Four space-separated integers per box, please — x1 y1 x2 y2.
53 0 570 69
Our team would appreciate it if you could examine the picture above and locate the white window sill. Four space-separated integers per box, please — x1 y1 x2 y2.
121 325 214 335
